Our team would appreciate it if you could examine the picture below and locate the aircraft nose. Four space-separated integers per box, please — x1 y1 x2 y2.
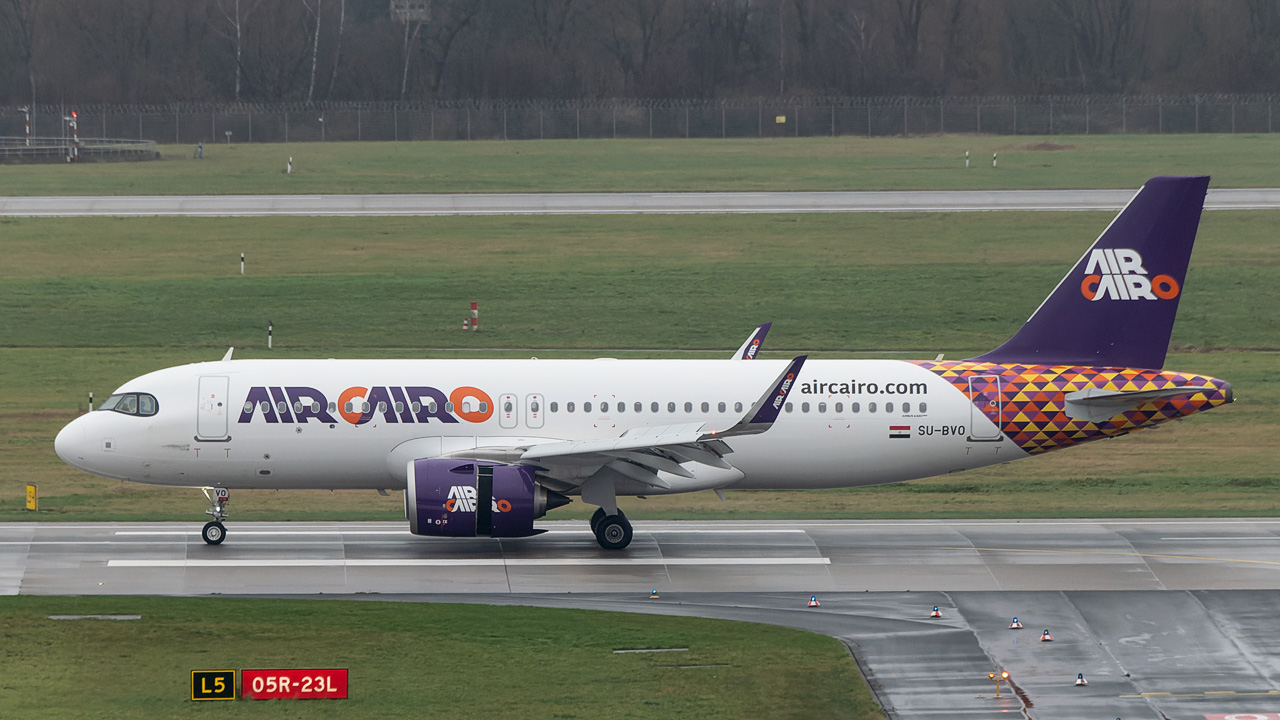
54 417 87 465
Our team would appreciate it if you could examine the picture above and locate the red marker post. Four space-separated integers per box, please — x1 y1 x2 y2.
242 669 347 700
470 301 478 331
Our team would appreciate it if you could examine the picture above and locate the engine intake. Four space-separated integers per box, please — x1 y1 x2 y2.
405 458 570 538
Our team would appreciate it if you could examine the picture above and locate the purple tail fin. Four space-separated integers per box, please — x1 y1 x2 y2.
970 176 1209 370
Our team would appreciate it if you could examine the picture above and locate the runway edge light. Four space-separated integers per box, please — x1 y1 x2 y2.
649 588 660 599
1041 629 1053 642
1009 617 1022 629
807 595 820 608
930 605 941 618
1075 672 1088 686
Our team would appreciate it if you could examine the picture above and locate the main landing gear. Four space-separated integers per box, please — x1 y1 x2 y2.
589 507 632 550
201 487 229 545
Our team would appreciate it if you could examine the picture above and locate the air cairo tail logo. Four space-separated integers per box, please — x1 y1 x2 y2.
1080 248 1179 301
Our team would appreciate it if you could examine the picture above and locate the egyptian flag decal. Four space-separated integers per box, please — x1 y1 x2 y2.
889 425 911 439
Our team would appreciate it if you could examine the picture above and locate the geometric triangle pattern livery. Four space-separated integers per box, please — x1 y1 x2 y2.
912 361 1232 454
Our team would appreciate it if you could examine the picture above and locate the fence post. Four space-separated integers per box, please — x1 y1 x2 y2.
795 105 799 136
504 105 508 140
1121 97 1125 134
393 107 398 141
357 107 361 141
431 109 435 141
175 103 180 143
830 105 834 137
1231 103 1235 133
138 112 142 140
285 111 289 142
685 106 689 138
212 111 215 141
1195 98 1200 133
1085 102 1089 134
102 113 106 137
577 107 581 139
722 103 725 138
867 104 871 137
977 105 981 134
649 107 653 138
1049 99 1053 134
758 98 762 137
1158 100 1163 133
467 108 471 140
248 111 252 142
614 103 618 139
1270 102 1273 133
903 102 907 136
540 110 544 140
939 100 943 134
1013 102 1017 134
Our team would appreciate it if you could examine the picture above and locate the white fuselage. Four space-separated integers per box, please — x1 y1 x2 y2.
54 358 1026 493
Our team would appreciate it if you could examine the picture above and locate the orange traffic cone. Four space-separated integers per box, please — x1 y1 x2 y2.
1009 617 1023 629
1075 673 1087 686
930 606 942 618
1041 629 1053 642
807 596 821 608
649 589 660 599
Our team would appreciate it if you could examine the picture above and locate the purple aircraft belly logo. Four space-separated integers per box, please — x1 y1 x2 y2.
1079 248 1179 301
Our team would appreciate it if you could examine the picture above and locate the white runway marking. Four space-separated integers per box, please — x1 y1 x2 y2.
108 557 831 568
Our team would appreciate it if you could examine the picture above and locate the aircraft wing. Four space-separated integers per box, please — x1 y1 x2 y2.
518 355 806 490
1063 384 1218 423
731 322 772 359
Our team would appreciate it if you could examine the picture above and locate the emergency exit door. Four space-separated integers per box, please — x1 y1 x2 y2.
197 376 230 440
967 375 1004 441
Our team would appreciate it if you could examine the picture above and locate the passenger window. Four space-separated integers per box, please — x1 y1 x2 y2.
428 401 438 413
635 402 642 413
344 402 353 413
718 402 726 413
818 402 827 413
479 402 488 413
668 402 676 413
851 402 860 413
919 402 928 413
244 402 254 413
651 402 658 413
617 402 625 413
394 402 403 413
504 401 513 412
885 402 893 413
902 402 910 413
411 402 421 413
835 402 843 413
550 402 558 413
361 401 371 413
277 401 289 414
585 402 593 413
446 402 454 412
869 402 877 413
784 402 793 412
684 402 693 413
262 401 271 414
567 402 575 413
531 401 540 413
377 402 388 413
293 402 303 413
734 402 743 413
312 402 321 413
701 402 709 413
801 402 810 413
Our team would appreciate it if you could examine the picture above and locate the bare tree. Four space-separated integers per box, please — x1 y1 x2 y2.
302 0 322 102
216 0 264 101
326 0 345 98
3 0 43 104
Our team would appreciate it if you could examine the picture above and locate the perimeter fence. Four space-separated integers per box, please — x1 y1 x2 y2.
1 95 1276 144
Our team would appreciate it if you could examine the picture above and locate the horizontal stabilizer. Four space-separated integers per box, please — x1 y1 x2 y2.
1064 385 1219 423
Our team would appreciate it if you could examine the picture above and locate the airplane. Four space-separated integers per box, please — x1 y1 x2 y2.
54 176 1232 550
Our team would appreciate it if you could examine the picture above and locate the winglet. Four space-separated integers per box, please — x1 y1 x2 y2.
732 323 772 360
706 355 806 438
221 347 235 362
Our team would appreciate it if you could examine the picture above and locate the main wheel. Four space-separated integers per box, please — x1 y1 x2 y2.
594 513 632 550
589 507 606 533
202 521 226 545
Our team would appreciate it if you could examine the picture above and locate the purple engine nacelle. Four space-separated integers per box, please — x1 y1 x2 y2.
405 458 571 538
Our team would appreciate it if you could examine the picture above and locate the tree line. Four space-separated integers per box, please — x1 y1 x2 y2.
1 0 1277 106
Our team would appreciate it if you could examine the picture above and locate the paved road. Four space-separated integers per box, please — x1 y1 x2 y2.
3 188 1280 216
6 518 1280 719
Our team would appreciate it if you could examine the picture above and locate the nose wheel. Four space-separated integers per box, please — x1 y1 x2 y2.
201 487 230 545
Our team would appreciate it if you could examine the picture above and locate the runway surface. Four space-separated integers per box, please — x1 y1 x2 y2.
6 518 1280 719
3 187 1280 216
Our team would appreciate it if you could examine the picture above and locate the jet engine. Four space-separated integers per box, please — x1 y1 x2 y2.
405 458 570 538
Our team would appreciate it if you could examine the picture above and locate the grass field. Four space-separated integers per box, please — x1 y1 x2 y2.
1 134 1280 196
0 210 1274 523
0 595 881 719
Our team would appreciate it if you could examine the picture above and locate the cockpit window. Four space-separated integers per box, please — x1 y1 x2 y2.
98 393 159 417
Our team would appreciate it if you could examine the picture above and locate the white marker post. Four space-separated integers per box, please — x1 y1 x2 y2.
286 157 292 174
471 302 479 331
993 152 998 168
240 253 245 275
268 321 273 350
965 151 969 168
88 391 93 412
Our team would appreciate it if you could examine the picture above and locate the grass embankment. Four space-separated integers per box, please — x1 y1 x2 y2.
0 211 1274 522
0 134 1279 196
0 596 880 720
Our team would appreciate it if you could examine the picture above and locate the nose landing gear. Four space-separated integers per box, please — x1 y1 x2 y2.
201 487 229 545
